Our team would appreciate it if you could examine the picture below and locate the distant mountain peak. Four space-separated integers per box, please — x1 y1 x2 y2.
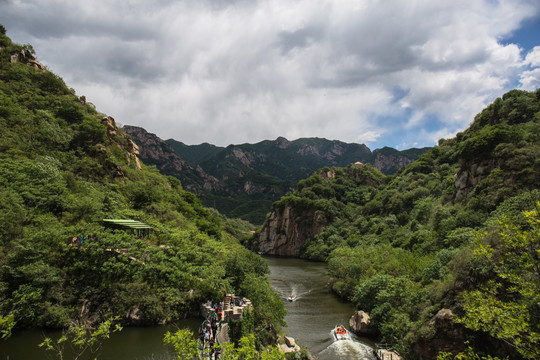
126 130 429 223
275 136 291 149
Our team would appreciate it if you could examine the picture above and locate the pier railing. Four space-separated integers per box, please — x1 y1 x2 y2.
375 343 401 360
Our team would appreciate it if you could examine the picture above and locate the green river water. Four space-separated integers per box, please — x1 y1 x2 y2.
2 256 376 359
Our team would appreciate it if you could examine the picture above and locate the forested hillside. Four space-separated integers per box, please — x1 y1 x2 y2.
126 128 429 224
0 27 284 347
257 89 540 359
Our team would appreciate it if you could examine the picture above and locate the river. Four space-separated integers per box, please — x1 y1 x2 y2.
2 257 375 359
265 256 376 360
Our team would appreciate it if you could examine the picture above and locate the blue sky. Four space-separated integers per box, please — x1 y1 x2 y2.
1 0 539 150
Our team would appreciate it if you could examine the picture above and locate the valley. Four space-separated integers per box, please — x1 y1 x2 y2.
1 24 539 360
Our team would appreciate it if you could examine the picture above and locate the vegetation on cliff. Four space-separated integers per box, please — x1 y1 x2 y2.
159 135 429 224
259 89 540 359
0 28 284 348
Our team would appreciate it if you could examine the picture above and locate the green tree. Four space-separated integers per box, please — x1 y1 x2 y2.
458 205 540 358
219 334 286 360
437 344 503 359
39 317 122 360
0 313 15 340
163 328 199 360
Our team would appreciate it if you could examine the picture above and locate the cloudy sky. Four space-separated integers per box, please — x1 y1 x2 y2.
1 0 539 150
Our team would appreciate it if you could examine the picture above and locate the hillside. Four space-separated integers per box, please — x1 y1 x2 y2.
0 27 284 346
125 127 429 224
255 89 540 359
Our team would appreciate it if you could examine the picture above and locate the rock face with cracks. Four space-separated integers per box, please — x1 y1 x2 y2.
257 205 326 256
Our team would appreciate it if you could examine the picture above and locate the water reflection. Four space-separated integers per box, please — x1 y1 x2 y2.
1 319 200 360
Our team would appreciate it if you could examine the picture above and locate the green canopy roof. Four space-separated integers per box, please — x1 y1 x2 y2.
102 219 152 229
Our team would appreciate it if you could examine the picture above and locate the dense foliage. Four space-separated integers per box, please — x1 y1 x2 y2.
162 137 428 224
264 89 540 359
0 29 284 346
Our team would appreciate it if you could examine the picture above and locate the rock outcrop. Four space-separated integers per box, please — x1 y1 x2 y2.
8 48 46 71
257 165 383 255
278 336 302 355
124 125 222 193
349 311 373 336
454 160 497 202
230 147 266 167
413 309 467 359
258 205 326 256
373 151 415 174
101 117 142 171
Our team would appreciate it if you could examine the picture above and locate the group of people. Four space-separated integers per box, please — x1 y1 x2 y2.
198 304 224 359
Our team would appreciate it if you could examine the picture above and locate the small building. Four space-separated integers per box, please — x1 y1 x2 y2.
102 219 152 238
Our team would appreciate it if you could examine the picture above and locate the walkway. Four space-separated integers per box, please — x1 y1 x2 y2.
198 294 251 359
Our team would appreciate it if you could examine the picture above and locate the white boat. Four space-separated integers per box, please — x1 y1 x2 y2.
287 294 297 302
333 325 350 341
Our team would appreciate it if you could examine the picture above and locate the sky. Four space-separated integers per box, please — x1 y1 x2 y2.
1 0 539 150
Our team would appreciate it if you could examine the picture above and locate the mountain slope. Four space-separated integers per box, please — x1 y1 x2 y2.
255 89 540 359
0 28 283 343
126 130 429 224
123 125 223 193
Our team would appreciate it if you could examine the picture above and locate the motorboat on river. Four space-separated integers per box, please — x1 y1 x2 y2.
333 325 350 341
287 294 297 302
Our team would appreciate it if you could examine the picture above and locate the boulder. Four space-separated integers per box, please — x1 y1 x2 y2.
349 310 373 336
127 306 143 323
284 336 296 348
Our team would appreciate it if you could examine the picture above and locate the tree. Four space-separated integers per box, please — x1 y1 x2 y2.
458 204 540 358
163 329 199 360
437 344 503 360
0 314 15 340
39 317 122 360
219 334 286 360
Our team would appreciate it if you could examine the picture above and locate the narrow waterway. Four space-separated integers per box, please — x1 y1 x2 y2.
265 256 376 360
3 256 376 359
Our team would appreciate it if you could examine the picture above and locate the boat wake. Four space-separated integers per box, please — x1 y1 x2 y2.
319 339 376 360
282 286 312 302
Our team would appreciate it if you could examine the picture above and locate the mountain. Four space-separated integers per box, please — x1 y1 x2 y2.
0 27 284 344
166 139 223 167
254 88 540 359
123 129 429 224
123 125 223 194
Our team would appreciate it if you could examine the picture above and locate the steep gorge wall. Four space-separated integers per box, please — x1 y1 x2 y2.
258 205 326 256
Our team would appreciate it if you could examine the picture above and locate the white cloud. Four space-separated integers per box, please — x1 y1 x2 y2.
1 0 539 148
525 46 540 67
520 46 540 90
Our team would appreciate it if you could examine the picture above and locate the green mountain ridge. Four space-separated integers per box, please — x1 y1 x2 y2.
255 88 540 359
0 27 285 348
125 126 429 224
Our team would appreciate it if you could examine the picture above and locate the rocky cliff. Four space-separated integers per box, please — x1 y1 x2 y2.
258 205 326 256
373 151 415 174
257 165 384 256
453 159 498 202
413 309 467 360
124 126 222 193
128 131 428 223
